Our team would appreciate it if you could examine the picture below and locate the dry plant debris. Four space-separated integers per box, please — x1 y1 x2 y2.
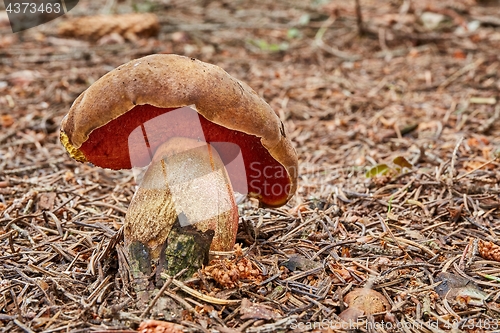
240 298 280 320
137 319 186 333
435 272 488 307
1 0 500 332
478 240 500 262
58 13 160 41
201 251 263 289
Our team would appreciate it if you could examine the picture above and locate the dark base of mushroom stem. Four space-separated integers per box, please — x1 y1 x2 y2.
128 219 215 289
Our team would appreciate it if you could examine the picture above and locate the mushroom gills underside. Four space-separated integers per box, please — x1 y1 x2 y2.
77 104 293 207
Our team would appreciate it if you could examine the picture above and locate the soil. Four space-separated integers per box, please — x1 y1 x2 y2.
1 0 500 332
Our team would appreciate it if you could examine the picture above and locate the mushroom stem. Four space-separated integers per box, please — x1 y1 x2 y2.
125 137 239 283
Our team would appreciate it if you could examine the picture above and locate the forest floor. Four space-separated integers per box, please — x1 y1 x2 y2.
1 0 500 332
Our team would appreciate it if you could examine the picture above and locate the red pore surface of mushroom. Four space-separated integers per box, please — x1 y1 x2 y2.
79 104 290 207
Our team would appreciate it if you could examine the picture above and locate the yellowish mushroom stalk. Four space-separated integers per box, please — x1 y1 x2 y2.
125 137 239 279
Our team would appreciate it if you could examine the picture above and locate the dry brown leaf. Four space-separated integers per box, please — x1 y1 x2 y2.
435 272 487 306
328 262 354 282
281 254 321 271
38 192 57 211
338 307 365 323
7 70 39 87
0 114 14 127
464 160 496 171
58 13 159 41
240 298 279 320
467 136 490 147
137 320 185 333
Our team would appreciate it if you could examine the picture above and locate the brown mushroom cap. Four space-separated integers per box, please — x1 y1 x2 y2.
341 288 390 319
60 54 297 207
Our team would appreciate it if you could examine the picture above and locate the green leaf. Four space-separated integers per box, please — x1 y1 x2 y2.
481 274 500 283
365 164 390 178
298 14 310 25
133 1 156 12
250 39 288 53
287 28 301 39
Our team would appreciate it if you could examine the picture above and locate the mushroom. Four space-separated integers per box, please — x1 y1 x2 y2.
60 54 298 281
339 288 391 323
